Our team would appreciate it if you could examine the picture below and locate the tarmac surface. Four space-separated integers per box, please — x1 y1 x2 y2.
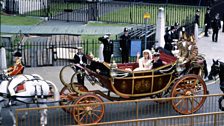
0 20 130 35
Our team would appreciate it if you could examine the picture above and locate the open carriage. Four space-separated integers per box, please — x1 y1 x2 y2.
59 50 208 124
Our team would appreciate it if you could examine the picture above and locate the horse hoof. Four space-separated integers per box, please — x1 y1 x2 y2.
21 116 26 121
206 90 210 94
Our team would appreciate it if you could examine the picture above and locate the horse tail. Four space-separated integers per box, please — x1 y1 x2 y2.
45 80 60 106
203 60 208 79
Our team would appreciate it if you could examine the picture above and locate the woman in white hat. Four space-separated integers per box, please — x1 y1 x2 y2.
134 49 153 71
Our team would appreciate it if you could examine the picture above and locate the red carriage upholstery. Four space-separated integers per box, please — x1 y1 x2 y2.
117 63 139 71
117 50 176 71
159 50 177 64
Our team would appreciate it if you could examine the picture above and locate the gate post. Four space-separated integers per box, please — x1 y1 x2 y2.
0 47 7 70
155 7 165 48
194 23 199 41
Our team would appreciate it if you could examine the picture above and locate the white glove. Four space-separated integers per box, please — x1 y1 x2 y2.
103 35 108 39
178 57 184 62
120 48 122 51
205 24 207 26
5 73 9 76
136 52 140 58
182 60 187 64
3 69 7 73
11 92 16 96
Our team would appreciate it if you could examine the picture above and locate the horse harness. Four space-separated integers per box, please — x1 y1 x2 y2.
3 75 52 104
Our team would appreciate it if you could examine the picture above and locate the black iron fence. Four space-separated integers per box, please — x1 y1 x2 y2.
0 35 140 67
4 1 207 26
114 0 212 6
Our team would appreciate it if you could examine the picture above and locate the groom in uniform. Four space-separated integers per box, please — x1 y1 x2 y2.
73 47 87 85
119 28 131 63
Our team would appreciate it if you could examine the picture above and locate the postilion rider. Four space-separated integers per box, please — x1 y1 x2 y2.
4 51 24 96
4 52 24 76
177 36 203 74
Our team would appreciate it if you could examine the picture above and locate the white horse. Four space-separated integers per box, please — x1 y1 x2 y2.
0 73 60 126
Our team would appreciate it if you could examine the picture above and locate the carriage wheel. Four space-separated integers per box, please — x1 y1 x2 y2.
60 84 88 114
59 64 77 86
71 72 79 84
171 74 207 114
73 94 105 124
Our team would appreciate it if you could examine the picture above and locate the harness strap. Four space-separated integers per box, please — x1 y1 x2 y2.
40 85 44 99
0 92 53 98
13 99 64 105
34 85 38 103
21 74 29 80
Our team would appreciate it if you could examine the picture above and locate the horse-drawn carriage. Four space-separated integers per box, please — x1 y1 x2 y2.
59 50 208 124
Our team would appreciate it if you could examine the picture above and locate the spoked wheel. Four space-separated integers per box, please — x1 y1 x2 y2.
71 72 80 84
171 74 207 114
59 64 77 86
218 96 224 111
60 83 88 114
73 94 105 124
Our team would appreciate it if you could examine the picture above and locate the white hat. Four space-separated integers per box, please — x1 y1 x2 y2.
153 52 160 56
103 35 109 39
143 49 152 57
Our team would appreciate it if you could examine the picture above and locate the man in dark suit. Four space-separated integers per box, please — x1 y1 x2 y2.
195 9 200 27
204 7 211 37
164 27 173 53
211 13 221 42
170 25 179 40
152 52 164 69
73 47 87 85
119 28 131 63
98 34 113 63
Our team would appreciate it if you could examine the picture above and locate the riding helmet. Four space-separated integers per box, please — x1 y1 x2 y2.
13 51 22 57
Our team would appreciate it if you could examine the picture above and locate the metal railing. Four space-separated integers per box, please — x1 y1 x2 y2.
15 94 224 126
4 1 207 26
84 111 224 126
1 35 140 67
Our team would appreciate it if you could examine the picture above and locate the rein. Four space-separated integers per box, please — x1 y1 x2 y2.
0 92 63 105
0 93 53 99
14 99 65 105
218 61 224 84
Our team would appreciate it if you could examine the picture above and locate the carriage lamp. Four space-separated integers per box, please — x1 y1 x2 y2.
176 64 183 73
176 62 185 74
110 60 117 77
110 71 117 78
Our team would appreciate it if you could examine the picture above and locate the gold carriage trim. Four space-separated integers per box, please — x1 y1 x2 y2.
111 70 176 97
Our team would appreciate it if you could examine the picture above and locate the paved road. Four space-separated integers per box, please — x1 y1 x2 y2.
0 20 129 35
197 31 224 72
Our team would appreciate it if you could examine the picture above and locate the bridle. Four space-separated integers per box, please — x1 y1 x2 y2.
213 61 221 73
